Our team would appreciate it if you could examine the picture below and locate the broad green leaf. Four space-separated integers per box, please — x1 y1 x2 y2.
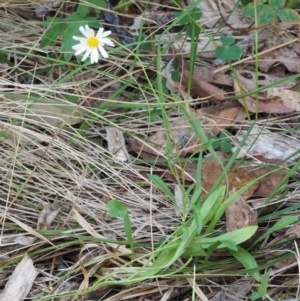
87 0 106 7
143 223 199 278
242 4 264 17
62 14 99 61
241 0 254 4
215 46 229 60
174 11 190 25
193 205 203 234
227 45 243 60
186 22 201 38
148 174 175 202
40 22 65 48
251 215 298 247
268 0 285 9
222 240 238 251
258 5 277 26
175 7 202 25
191 7 202 20
205 241 222 262
201 186 225 225
184 226 258 256
107 199 128 218
220 36 235 46
229 246 260 281
221 141 232 153
76 3 89 17
278 7 300 22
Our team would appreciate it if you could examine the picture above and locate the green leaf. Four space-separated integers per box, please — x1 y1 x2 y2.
227 45 243 60
107 199 128 218
250 269 271 300
124 213 134 255
278 7 300 22
191 7 202 20
40 22 65 48
241 0 254 5
220 36 235 46
258 5 277 26
88 0 107 12
242 3 264 17
221 141 232 153
175 7 202 25
171 69 180 82
62 14 99 61
222 240 238 251
186 22 201 38
215 46 230 60
184 226 258 256
148 174 175 202
201 186 225 225
61 94 79 104
268 0 285 9
193 205 203 234
76 3 89 17
229 246 260 281
174 10 189 25
251 216 298 247
220 130 232 139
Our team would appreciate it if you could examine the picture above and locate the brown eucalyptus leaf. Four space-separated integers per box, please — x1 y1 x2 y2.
234 79 294 114
226 195 258 232
37 203 63 230
246 157 289 197
201 158 259 199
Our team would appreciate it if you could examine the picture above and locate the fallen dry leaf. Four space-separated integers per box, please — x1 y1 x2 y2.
259 35 300 73
234 79 294 114
179 58 226 104
201 158 259 199
106 127 131 162
127 105 243 157
266 87 300 112
244 156 289 198
0 254 37 301
232 125 300 164
226 194 258 232
37 203 63 230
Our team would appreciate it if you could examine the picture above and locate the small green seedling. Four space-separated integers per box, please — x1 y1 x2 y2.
174 7 202 38
211 131 233 153
106 199 134 255
242 0 300 26
215 36 242 61
220 130 233 153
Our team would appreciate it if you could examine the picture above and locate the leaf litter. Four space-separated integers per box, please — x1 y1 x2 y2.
1 0 300 300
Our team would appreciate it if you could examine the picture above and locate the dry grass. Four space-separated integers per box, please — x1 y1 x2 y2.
1 1 300 300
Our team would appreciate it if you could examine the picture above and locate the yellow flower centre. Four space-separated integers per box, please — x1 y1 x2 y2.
87 36 100 48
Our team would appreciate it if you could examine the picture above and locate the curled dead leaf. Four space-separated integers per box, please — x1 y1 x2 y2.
226 195 258 232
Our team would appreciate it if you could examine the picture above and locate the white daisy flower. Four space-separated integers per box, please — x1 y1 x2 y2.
72 25 115 64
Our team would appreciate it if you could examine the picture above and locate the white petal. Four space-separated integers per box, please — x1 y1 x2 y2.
81 48 91 62
90 48 99 64
73 45 87 55
98 46 108 58
98 30 111 38
80 25 94 38
72 36 87 43
100 38 115 47
85 25 95 36
96 27 104 37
